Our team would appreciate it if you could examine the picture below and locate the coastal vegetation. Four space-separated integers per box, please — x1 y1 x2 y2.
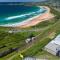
11 6 60 60
12 17 60 60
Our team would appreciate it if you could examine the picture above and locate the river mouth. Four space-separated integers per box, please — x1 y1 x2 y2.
0 5 47 27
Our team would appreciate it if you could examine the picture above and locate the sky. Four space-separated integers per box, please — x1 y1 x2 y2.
0 0 46 2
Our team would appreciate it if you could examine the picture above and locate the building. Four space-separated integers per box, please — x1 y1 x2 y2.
25 34 35 43
24 57 36 60
44 34 60 56
48 0 60 8
24 57 47 60
25 37 35 43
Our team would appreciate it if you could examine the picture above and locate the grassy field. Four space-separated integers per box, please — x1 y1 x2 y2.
0 6 60 60
8 7 60 60
35 51 60 60
0 28 40 60
11 19 60 60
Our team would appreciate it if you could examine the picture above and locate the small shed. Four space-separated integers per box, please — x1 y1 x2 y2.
25 34 35 43
25 37 35 43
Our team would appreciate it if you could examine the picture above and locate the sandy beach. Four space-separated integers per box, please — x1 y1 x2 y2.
18 6 54 28
0 6 54 28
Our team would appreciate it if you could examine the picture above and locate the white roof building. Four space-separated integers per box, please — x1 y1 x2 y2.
51 35 60 45
44 34 60 56
24 57 47 60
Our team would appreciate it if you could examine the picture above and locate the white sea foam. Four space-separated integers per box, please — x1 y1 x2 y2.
0 6 47 27
5 7 44 20
5 11 37 20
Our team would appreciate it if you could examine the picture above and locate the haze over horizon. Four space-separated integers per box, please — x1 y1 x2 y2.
0 0 47 2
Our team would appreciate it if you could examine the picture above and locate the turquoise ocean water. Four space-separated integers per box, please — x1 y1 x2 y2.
0 5 46 26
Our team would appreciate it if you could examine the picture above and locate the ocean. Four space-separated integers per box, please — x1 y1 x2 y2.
0 5 46 26
0 0 47 2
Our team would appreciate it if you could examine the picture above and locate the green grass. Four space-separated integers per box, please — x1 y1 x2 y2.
0 29 40 60
35 51 60 60
12 17 60 60
0 6 60 60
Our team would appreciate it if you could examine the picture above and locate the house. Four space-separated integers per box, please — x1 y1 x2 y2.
44 34 60 56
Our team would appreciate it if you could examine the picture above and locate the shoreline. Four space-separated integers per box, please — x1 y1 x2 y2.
0 6 54 28
19 6 54 28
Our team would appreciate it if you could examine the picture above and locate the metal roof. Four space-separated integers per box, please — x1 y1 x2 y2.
51 35 60 45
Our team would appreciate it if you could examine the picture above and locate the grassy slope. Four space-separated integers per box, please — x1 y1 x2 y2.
0 28 40 60
11 7 60 60
12 19 60 60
